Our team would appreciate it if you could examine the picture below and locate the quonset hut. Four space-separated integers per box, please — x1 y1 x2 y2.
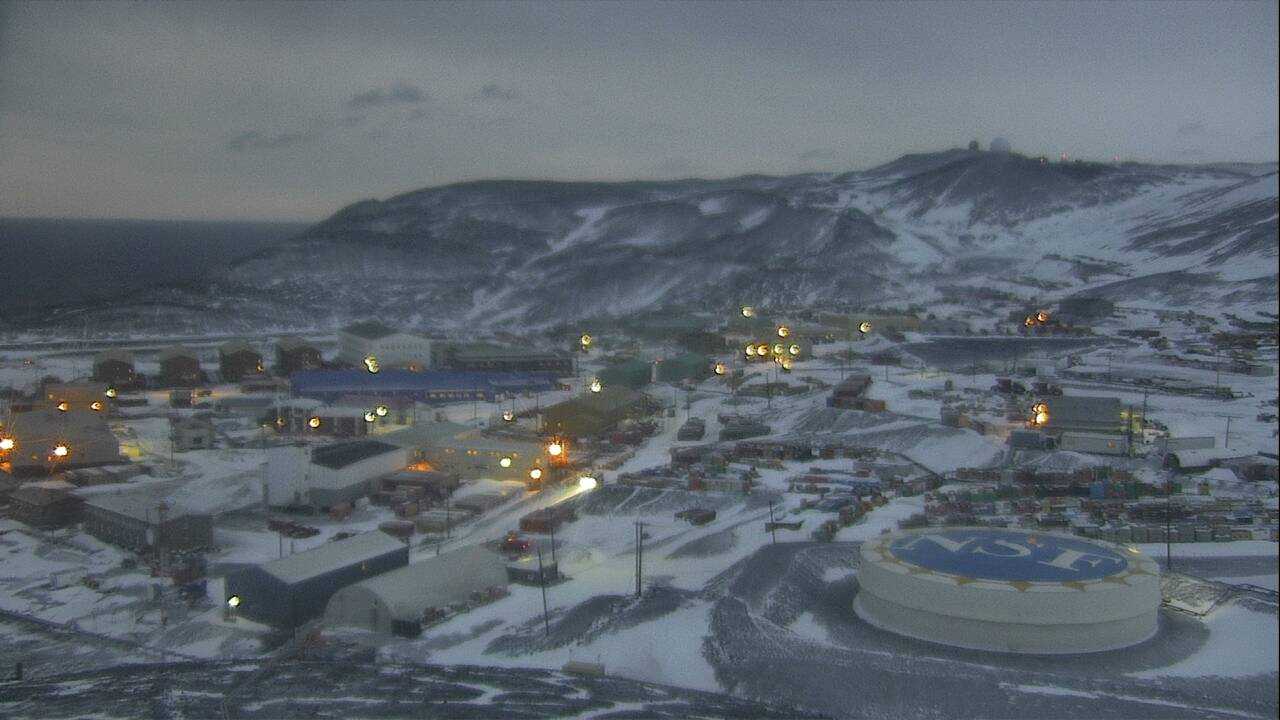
324 545 507 636
224 531 409 628
854 527 1160 654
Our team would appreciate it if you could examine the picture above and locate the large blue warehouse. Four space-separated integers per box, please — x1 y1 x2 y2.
224 531 409 628
290 369 562 404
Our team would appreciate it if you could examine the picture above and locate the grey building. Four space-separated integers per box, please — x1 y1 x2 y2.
324 545 507 636
1041 395 1126 435
81 491 212 552
225 531 409 629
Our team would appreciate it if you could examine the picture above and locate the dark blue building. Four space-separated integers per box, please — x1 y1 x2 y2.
290 369 562 404
224 531 409 628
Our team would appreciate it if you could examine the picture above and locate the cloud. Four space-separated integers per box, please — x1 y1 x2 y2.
348 81 427 109
1176 122 1206 137
797 148 840 162
227 129 315 152
341 114 366 128
475 82 518 101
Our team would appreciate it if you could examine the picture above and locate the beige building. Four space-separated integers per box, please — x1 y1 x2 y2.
2 409 124 477
338 321 432 370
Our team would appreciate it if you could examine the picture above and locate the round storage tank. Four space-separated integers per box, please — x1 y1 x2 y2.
854 527 1160 654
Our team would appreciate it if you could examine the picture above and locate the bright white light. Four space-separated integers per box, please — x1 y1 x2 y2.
499 456 513 468
227 595 241 608
0 437 13 451
578 476 598 490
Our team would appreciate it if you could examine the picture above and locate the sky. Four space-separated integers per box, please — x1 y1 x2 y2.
0 0 1276 222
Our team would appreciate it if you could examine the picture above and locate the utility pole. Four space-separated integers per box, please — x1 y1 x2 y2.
537 547 550 637
768 501 777 544
548 521 557 569
1225 416 1233 450
1165 477 1173 572
634 521 644 598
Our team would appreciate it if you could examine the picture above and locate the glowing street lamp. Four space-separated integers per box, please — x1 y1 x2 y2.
499 456 513 468
375 404 389 417
777 325 790 338
0 437 14 451
364 411 377 423
788 344 800 356
307 416 322 429
578 476 598 490
579 333 593 351
56 401 69 412
589 378 603 393
105 387 118 399
772 343 785 356
227 595 242 609
546 441 563 458
1023 315 1036 328
1036 310 1050 324
52 443 69 458
713 362 727 376
744 344 757 357
859 321 872 334
502 409 515 422
363 355 380 373
755 343 770 357
1032 403 1050 426
89 401 103 412
741 306 754 318
529 467 544 481
781 357 794 372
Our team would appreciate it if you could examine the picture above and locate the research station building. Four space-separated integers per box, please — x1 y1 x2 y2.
225 531 410 628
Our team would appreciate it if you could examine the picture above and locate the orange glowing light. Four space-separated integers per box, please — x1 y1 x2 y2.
52 444 69 458
307 416 321 429
56 401 69 412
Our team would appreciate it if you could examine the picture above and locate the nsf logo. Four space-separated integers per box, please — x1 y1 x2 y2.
889 529 1129 583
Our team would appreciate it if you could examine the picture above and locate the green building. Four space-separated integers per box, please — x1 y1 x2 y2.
598 358 653 390
656 353 713 384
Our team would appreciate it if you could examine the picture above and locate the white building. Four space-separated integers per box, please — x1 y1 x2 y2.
338 321 432 370
265 440 408 510
324 545 508 636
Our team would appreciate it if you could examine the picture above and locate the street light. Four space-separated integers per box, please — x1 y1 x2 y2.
546 441 564 458
227 595 241 609
52 443 69 458
363 355 380 373
363 411 377 423
105 387 118 399
529 467 544 481
741 306 754 318
713 362 726 376
375 404 389 417
788 344 801 356
589 378 603 393
777 325 790 338
744 344 757 357
56 401 69 412
90 401 103 412
579 333 593 351
578 476 598 490
0 437 14 451
859 321 872 334
502 409 515 422
499 456 513 468
307 416 322 429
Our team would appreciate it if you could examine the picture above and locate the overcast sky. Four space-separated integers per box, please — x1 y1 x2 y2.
1 0 1276 222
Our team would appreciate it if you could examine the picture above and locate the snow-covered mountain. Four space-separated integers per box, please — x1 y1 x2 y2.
13 149 1278 337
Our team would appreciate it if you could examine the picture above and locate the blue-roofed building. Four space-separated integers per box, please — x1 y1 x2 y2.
289 369 562 404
